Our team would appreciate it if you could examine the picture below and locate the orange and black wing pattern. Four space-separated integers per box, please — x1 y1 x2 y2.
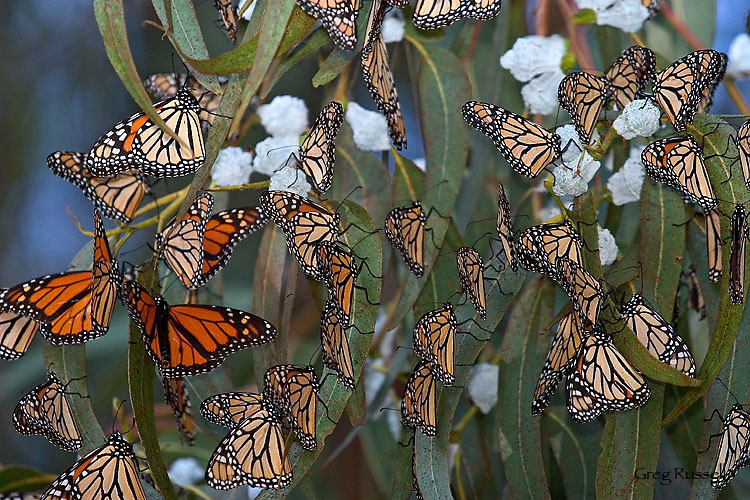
213 0 239 43
200 392 266 428
0 310 39 360
120 280 277 377
412 303 456 386
262 364 319 450
496 182 517 271
317 242 357 325
385 202 426 277
413 0 502 30
456 247 486 320
297 0 357 50
558 71 607 144
604 45 656 109
729 205 747 305
299 102 344 193
516 221 583 278
163 376 195 443
320 300 355 390
401 361 437 436
705 209 723 283
555 258 603 328
736 119 750 191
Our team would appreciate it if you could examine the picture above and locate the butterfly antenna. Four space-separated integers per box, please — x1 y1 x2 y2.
317 397 337 426
714 377 743 407
346 323 375 335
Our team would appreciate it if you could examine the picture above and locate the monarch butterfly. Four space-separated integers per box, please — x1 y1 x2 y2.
259 190 341 280
653 49 727 131
298 102 344 193
684 265 706 319
46 151 149 224
565 331 651 423
401 361 437 436
297 0 357 51
555 258 603 328
412 0 502 30
385 202 426 277
143 73 224 132
736 120 750 191
558 72 607 145
604 45 657 109
320 300 356 390
532 310 586 415
12 372 82 452
86 86 205 178
201 392 266 428
0 493 41 500
462 101 562 178
412 303 456 386
706 209 723 283
620 294 696 376
516 221 583 279
711 405 750 490
262 364 319 450
0 311 39 360
120 279 277 377
456 247 486 320
496 182 517 271
163 377 195 443
641 135 717 212
40 432 146 499
0 211 118 344
361 0 407 149
205 401 292 490
214 0 239 43
317 242 357 325
729 205 747 305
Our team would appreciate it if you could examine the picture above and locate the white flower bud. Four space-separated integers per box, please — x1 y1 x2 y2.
346 102 391 152
258 95 309 138
612 99 661 139
211 146 254 187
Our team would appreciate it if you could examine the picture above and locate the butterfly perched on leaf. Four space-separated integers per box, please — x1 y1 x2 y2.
558 72 607 145
213 0 239 43
298 101 344 193
262 364 320 450
735 119 750 191
0 211 119 345
202 392 292 490
317 242 358 325
401 361 437 436
13 372 82 452
361 0 407 149
705 209 723 283
385 202 426 277
320 300 356 390
496 182 517 271
120 279 277 377
40 432 146 499
604 45 657 109
729 205 747 305
144 73 225 133
555 258 604 328
46 151 149 224
516 221 583 280
711 405 750 490
86 86 205 178
456 247 486 320
412 303 457 386
462 101 562 178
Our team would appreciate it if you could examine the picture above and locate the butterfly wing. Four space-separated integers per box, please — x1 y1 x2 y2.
729 205 747 305
262 365 319 450
705 209 723 283
297 0 357 50
496 182 517 270
92 211 119 331
462 101 561 178
555 258 603 328
385 202 426 277
400 361 437 436
412 304 456 386
712 405 750 490
413 0 502 29
361 0 407 149
299 102 344 193
736 120 750 191
317 243 357 325
320 300 356 390
558 72 607 144
604 46 656 109
200 392 266 428
163 377 195 443
213 0 239 42
0 310 39 360
517 221 583 278
456 247 486 320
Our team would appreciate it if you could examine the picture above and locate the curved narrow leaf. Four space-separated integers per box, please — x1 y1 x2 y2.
151 0 221 93
0 466 56 494
264 28 328 98
256 201 382 498
664 114 749 426
497 277 555 500
545 408 599 500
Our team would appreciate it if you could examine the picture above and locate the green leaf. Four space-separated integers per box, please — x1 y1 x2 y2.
256 201 381 499
345 379 367 427
497 277 555 500
0 465 56 494
664 114 749 426
151 0 221 93
93 0 184 146
545 408 599 500
264 28 329 98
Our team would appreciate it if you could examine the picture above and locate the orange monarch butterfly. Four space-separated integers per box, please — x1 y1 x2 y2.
163 376 195 443
0 211 119 345
711 405 750 490
620 294 696 376
298 101 344 193
555 258 603 328
13 372 82 452
86 86 205 178
736 119 750 191
46 151 149 224
412 0 502 30
120 279 277 377
262 364 319 450
259 190 341 280
641 135 717 212
156 192 213 289
462 101 562 178
385 202 426 277
317 242 358 325
144 73 225 133
320 300 356 390
516 221 583 279
653 49 727 131
214 0 239 43
496 182 517 271
565 331 651 423
532 310 587 415
729 205 747 305
361 0 407 149
412 303 456 386
456 247 486 320
706 209 723 283
204 397 292 490
401 361 437 436
558 72 607 145
40 432 146 499
604 45 657 110
297 0 357 51
0 311 39 360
